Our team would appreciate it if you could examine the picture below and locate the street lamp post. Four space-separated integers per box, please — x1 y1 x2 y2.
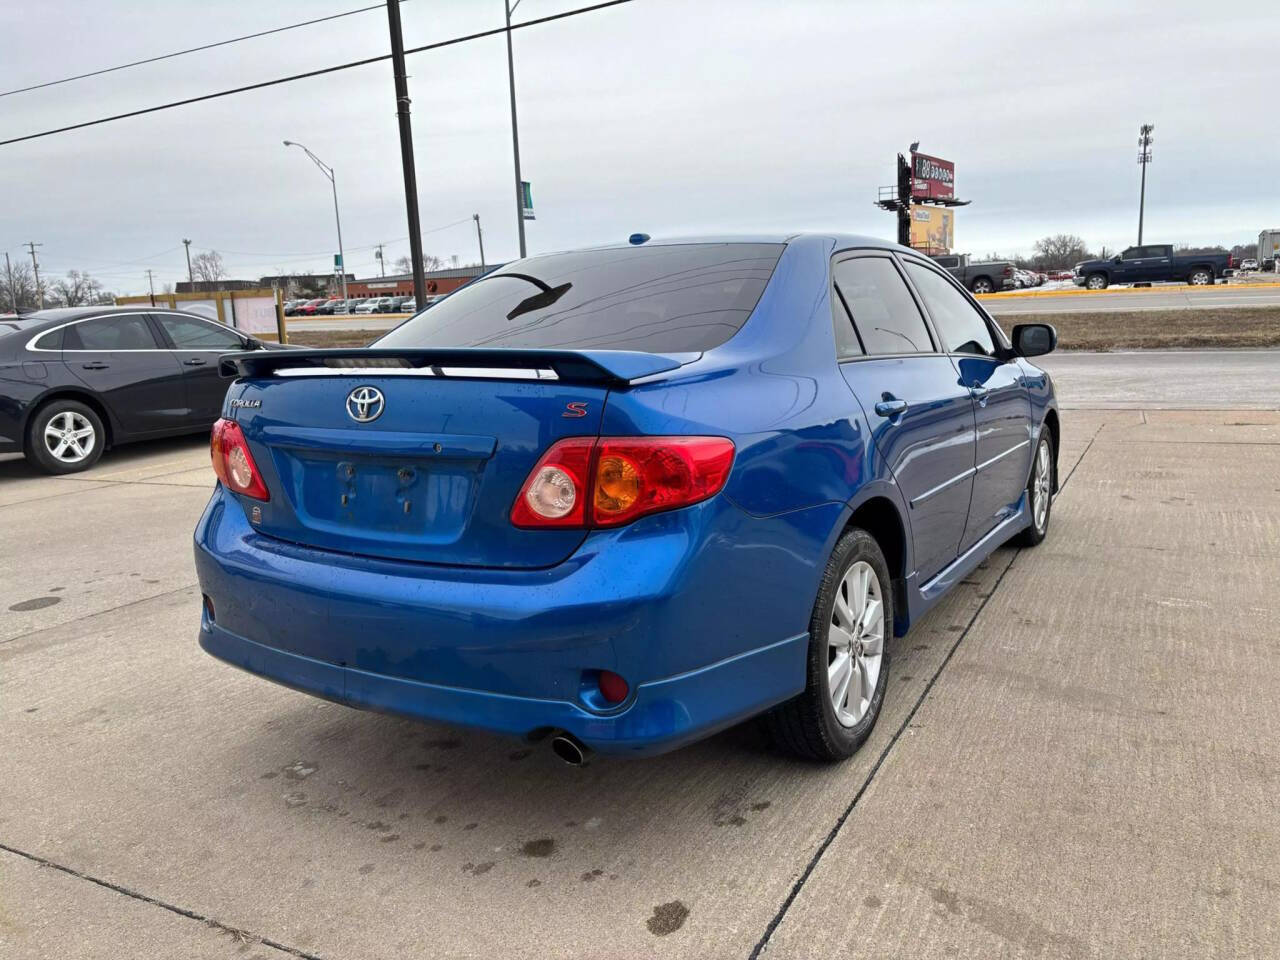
283 140 349 302
505 0 527 259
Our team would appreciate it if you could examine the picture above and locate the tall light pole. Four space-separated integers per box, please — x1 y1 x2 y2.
283 140 349 303
182 238 193 284
473 214 486 270
1137 124 1154 246
505 0 527 259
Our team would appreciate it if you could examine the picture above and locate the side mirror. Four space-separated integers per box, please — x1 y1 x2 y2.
1012 323 1056 357
243 337 264 351
1113 254 1123 264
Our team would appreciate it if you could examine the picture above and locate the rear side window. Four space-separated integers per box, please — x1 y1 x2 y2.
33 328 63 350
155 314 244 350
64 314 158 350
374 243 784 353
832 257 934 355
902 261 997 357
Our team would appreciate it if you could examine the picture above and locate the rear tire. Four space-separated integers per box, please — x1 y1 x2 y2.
25 399 105 475
1188 268 1212 286
971 277 994 294
1015 433 1054 547
767 528 892 761
1086 273 1108 290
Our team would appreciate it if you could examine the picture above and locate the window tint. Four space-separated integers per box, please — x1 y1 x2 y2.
831 257 933 355
830 281 863 359
156 314 244 350
903 261 996 356
375 243 784 353
64 314 157 350
33 328 63 350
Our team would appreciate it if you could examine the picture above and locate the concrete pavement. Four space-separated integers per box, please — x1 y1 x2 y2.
2 370 1278 958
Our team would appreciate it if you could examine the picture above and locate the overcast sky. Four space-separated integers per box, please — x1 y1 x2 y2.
3 0 1277 296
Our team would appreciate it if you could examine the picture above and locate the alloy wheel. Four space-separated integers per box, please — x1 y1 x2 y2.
43 411 96 464
1032 438 1052 532
827 560 885 726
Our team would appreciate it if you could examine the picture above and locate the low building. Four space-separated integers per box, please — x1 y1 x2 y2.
347 264 502 300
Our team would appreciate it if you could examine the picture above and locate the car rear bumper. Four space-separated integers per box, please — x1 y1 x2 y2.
193 486 827 755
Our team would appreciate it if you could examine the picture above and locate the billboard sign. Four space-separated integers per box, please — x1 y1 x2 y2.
910 152 955 200
909 205 954 254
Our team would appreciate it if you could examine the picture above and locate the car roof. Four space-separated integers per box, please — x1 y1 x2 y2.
521 232 907 258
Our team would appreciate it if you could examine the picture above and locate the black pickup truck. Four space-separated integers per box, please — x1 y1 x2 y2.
1073 245 1232 289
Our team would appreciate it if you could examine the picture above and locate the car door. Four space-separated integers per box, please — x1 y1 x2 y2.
832 253 976 583
899 257 1032 553
62 312 187 436
150 312 249 425
1145 245 1174 281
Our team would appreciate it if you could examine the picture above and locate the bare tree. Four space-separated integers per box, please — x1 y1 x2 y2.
191 250 227 282
48 270 105 308
1031 234 1093 271
1 261 40 310
394 253 443 274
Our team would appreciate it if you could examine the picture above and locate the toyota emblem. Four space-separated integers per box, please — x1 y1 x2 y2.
346 385 385 423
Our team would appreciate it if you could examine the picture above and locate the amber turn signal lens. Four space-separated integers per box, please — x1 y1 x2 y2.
594 454 641 516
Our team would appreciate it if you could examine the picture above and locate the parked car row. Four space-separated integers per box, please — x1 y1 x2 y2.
1013 269 1047 289
283 295 429 317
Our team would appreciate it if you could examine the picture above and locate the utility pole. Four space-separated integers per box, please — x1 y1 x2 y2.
25 241 43 309
146 269 156 307
376 243 386 277
473 214 486 270
182 238 193 284
4 253 18 312
505 0 527 259
386 0 427 305
1137 123 1154 245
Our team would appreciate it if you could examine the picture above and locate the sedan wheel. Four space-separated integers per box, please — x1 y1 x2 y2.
828 561 885 727
26 400 105 474
766 527 892 760
1017 433 1054 546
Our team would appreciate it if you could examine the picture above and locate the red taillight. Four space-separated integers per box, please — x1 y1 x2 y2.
210 418 270 501
511 436 734 529
509 437 593 527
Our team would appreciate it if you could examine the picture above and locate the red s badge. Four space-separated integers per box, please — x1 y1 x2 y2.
563 401 589 419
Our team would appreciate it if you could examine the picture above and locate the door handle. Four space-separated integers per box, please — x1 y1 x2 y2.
970 381 989 406
81 361 109 370
874 398 908 418
183 358 208 366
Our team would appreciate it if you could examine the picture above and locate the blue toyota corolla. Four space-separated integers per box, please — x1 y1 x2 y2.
194 234 1058 763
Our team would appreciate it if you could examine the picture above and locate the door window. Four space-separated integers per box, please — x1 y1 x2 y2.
831 256 933 356
64 314 158 350
155 314 244 350
902 261 997 357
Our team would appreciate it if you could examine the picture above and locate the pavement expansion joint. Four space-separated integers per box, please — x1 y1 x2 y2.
0 842 329 960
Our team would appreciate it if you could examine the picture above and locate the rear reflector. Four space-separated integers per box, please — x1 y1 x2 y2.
511 436 733 529
211 418 270 501
598 670 629 704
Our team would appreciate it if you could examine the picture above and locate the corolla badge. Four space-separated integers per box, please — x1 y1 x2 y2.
346 386 385 423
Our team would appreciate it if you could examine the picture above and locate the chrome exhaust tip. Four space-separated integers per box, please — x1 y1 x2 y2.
550 733 591 767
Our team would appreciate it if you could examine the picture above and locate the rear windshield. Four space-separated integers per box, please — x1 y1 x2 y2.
373 242 784 353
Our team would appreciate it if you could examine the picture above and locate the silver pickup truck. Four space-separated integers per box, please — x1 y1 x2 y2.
929 254 1017 294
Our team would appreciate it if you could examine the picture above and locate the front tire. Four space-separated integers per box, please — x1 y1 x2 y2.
1016 433 1054 547
767 528 892 761
25 399 105 474
1086 273 1108 290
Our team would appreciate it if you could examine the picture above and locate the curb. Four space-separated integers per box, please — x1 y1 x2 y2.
976 281 1280 300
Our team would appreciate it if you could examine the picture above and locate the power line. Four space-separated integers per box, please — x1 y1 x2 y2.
0 0 635 149
0 3 398 100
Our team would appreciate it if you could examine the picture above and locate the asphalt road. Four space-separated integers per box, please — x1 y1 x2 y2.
2 356 1278 958
982 282 1280 315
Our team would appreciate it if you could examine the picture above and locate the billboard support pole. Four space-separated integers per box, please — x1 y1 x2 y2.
897 154 911 247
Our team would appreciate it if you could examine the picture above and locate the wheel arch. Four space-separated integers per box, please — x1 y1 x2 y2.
24 388 117 450
842 490 911 636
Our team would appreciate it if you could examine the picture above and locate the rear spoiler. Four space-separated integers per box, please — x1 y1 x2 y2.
220 347 696 385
